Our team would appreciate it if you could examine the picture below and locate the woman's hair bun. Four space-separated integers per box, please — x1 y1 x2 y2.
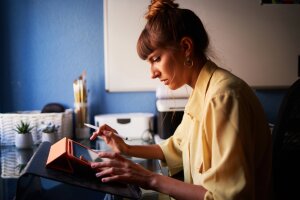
145 0 179 20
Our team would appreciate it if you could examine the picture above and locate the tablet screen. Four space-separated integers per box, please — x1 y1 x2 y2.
72 142 102 163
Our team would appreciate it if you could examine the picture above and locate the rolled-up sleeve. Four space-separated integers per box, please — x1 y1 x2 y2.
158 121 185 176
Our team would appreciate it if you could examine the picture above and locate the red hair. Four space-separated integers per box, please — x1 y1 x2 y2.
137 0 209 60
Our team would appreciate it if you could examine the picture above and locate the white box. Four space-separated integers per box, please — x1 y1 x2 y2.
94 113 154 139
0 109 73 146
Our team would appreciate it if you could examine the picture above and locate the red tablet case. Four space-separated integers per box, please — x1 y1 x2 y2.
46 137 97 174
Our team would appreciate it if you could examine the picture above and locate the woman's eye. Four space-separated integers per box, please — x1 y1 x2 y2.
152 56 160 63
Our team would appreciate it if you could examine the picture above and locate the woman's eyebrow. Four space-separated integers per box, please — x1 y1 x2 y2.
147 52 155 62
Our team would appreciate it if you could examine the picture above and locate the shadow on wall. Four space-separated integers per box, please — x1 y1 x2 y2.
0 0 13 112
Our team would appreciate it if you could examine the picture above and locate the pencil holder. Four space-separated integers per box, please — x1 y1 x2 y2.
74 102 89 139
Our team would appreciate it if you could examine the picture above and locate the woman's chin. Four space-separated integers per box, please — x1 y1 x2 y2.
167 84 179 90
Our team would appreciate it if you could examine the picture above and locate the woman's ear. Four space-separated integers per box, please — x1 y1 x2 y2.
180 37 193 57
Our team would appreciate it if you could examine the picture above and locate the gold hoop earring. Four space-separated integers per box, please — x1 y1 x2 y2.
184 57 193 68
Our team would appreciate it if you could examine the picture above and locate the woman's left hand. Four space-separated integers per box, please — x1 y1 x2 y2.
91 152 155 190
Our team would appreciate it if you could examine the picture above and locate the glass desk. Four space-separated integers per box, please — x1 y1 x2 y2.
1 146 37 200
0 138 169 200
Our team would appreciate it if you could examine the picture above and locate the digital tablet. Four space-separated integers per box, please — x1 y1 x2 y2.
46 137 103 174
72 141 103 163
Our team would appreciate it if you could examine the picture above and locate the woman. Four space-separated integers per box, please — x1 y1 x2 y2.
90 0 272 199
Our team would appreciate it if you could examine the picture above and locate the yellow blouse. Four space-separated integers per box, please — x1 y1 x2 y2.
159 60 272 200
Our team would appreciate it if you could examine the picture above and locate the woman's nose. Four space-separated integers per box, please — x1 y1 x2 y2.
151 72 159 79
151 66 160 79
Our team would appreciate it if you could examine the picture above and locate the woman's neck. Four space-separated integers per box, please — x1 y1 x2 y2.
188 56 207 89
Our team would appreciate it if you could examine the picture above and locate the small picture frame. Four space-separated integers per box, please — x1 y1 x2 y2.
261 0 300 4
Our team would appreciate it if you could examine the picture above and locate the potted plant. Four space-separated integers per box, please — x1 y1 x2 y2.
40 122 59 144
14 120 34 149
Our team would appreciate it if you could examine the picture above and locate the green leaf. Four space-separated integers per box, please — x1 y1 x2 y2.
14 120 34 134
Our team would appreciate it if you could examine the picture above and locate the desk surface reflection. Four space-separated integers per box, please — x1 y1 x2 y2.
0 138 169 200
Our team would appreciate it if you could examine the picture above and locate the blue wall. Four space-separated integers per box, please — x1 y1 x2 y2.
0 0 286 125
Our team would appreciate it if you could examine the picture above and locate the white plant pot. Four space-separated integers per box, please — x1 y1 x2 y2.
15 133 33 149
42 132 57 144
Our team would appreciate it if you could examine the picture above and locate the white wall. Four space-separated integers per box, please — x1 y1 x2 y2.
104 0 300 92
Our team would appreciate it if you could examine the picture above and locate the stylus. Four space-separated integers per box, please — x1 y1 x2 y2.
84 123 129 140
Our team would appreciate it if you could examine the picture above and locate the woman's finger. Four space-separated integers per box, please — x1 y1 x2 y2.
99 124 118 134
90 126 107 141
102 130 114 138
98 151 125 161
89 131 99 141
96 166 126 178
99 167 151 186
90 157 125 169
90 124 117 141
101 175 124 183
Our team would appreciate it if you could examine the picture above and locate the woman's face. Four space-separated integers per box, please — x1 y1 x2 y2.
147 48 187 90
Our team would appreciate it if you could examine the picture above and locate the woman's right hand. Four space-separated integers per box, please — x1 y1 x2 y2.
91 151 156 190
90 124 128 154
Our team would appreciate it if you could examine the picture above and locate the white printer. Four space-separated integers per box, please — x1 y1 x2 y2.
156 85 192 139
94 113 154 140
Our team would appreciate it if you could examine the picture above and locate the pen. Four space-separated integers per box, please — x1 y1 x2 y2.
84 123 129 140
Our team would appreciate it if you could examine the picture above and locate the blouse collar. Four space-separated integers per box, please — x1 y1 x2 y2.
185 60 218 120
